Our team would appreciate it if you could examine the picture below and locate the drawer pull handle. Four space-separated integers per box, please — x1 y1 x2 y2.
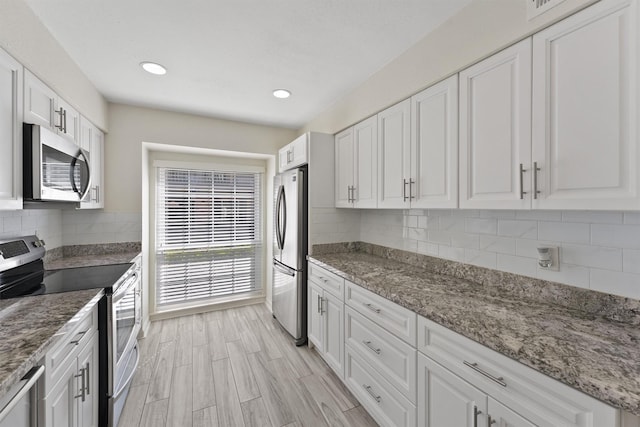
362 340 381 355
463 361 506 387
70 330 88 346
317 276 328 283
363 384 381 403
362 303 381 314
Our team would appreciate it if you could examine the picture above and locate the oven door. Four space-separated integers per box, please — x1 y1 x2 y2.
111 270 141 379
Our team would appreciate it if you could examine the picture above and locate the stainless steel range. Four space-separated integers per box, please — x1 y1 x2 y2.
0 235 141 427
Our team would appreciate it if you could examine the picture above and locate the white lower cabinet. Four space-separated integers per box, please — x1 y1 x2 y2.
345 347 416 427
41 304 99 427
308 263 344 378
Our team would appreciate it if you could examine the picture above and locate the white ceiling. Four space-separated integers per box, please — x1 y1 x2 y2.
24 0 471 129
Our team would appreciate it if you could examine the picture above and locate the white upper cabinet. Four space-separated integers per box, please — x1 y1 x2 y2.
532 0 640 210
411 75 459 209
459 38 532 210
24 69 79 144
335 116 378 208
278 133 308 173
0 48 23 210
378 99 411 209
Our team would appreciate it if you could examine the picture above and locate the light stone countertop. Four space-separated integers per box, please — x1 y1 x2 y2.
0 289 103 397
309 246 640 416
45 251 140 270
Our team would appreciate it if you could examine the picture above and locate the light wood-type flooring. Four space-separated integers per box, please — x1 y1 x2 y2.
118 303 379 427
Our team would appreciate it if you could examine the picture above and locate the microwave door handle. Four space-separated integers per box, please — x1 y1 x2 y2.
70 150 91 199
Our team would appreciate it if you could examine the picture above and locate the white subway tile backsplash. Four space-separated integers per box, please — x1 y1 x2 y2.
515 210 562 221
439 216 465 232
417 216 429 229
479 235 516 255
439 245 465 262
590 269 640 299
537 263 590 289
538 221 590 244
497 254 537 277
591 224 640 249
451 232 479 249
465 218 497 235
464 249 497 269
560 244 622 271
561 211 623 224
3 217 21 233
623 213 640 224
417 241 439 255
623 250 640 274
428 230 451 245
497 220 537 239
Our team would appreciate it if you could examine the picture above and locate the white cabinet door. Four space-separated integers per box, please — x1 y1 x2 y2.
289 133 308 169
278 145 290 174
459 38 532 209
77 333 99 427
79 117 105 209
323 290 344 378
0 48 22 210
335 127 354 208
411 75 459 209
378 99 411 209
24 69 56 129
532 0 640 210
308 281 323 350
44 360 77 427
354 116 378 208
57 97 80 144
418 353 487 427
488 397 535 427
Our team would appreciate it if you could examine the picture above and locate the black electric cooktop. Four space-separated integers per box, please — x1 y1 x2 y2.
0 261 133 299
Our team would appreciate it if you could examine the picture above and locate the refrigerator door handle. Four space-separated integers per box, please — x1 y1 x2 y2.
273 260 296 277
278 185 287 250
275 185 284 249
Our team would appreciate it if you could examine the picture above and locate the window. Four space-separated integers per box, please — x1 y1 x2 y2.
155 165 262 309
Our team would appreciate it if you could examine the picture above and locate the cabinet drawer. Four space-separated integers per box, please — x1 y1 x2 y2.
345 346 416 427
45 305 98 393
345 281 416 345
308 262 344 300
417 316 618 427
345 306 416 403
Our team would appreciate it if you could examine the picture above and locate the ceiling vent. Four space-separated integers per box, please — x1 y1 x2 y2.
527 0 567 20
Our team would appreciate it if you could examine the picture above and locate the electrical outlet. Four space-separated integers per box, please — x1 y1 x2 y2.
537 246 560 271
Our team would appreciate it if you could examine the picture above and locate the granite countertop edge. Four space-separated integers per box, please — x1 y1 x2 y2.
307 253 640 416
0 289 103 397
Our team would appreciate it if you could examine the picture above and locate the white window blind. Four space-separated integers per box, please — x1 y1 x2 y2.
155 167 262 308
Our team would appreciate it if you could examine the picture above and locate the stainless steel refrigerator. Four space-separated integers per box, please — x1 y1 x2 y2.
272 166 307 345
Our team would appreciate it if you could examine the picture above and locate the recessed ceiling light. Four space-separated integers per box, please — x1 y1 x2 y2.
140 62 167 75
273 89 291 99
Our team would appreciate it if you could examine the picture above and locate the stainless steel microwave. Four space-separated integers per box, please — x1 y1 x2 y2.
23 124 91 202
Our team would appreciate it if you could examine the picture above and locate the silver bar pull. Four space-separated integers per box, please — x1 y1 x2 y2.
488 415 496 425
403 179 409 202
362 302 381 314
409 179 415 200
70 330 88 346
55 107 65 130
463 361 507 387
363 384 381 403
63 109 68 133
533 161 541 199
96 185 100 203
362 340 381 355
347 186 352 203
74 367 86 401
317 295 322 314
320 297 325 314
474 406 482 427
85 362 90 394
519 163 527 199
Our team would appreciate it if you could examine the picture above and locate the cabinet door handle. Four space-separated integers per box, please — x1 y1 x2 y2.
362 384 381 403
55 107 65 130
362 302 381 314
96 185 100 203
519 163 527 199
403 179 409 202
74 367 86 402
409 179 415 200
533 161 541 199
85 362 90 395
474 406 482 427
63 109 68 134
463 361 507 387
488 415 496 425
317 295 322 314
362 340 381 355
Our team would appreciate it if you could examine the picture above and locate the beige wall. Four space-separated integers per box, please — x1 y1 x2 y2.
0 0 108 130
105 103 297 213
301 0 599 134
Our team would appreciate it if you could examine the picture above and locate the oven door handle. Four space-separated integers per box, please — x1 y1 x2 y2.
0 365 44 423
112 271 139 303
113 344 139 399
